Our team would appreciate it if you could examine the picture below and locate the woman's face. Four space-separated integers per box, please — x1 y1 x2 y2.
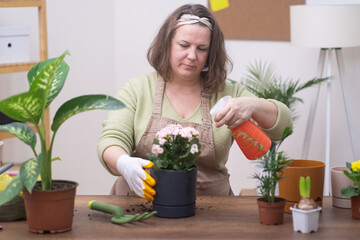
169 24 211 82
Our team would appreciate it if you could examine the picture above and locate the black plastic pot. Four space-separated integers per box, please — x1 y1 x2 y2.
0 111 19 124
151 167 197 218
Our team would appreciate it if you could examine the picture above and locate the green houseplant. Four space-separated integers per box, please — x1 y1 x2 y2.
240 61 327 213
146 123 201 218
253 127 292 225
240 61 328 120
0 51 125 232
341 160 360 219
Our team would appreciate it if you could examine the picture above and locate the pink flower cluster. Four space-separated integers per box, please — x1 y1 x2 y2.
151 124 200 156
151 144 164 155
156 124 199 142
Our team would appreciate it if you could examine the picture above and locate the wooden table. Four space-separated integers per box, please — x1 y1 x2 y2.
0 196 357 239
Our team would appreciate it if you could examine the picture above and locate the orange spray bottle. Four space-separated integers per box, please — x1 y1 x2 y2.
210 96 271 160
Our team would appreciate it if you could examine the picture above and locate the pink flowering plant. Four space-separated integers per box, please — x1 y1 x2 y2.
146 124 201 171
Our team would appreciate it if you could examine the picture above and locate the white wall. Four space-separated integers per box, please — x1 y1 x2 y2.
1 0 359 195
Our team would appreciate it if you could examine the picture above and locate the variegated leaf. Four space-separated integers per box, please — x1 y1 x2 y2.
0 175 24 206
28 57 56 85
51 95 125 133
20 156 41 193
0 122 36 148
29 50 70 108
0 89 44 124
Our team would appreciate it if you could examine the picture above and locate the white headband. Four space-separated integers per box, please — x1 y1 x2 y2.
176 14 212 31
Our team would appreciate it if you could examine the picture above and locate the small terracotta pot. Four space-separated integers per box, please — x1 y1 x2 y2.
231 120 271 160
331 166 354 208
257 198 286 225
22 180 78 233
351 195 360 219
279 159 325 213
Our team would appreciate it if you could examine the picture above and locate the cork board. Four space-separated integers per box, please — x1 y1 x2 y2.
209 0 305 41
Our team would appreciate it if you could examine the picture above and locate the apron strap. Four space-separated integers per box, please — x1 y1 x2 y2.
201 91 212 127
152 75 165 116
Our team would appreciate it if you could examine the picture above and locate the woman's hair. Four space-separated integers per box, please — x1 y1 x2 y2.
147 4 233 94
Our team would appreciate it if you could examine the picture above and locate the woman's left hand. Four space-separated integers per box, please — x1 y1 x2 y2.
213 97 278 130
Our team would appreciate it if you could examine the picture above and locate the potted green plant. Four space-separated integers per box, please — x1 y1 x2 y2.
146 123 201 218
0 51 125 233
240 61 328 213
290 176 322 233
341 160 360 219
252 127 293 225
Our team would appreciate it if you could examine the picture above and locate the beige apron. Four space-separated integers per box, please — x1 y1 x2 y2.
110 76 233 196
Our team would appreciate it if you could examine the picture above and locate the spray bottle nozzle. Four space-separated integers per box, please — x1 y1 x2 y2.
210 96 231 116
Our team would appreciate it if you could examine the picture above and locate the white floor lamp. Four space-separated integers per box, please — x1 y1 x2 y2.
290 5 360 195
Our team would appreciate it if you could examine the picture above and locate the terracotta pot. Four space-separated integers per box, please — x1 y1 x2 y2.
257 198 286 225
151 167 197 218
331 166 354 208
351 195 360 219
22 180 78 233
279 159 325 213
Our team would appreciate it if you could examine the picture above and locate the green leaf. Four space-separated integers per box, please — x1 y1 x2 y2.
346 162 352 170
0 175 24 206
28 55 64 85
20 157 41 193
299 177 305 198
280 126 293 143
51 95 126 133
343 170 360 185
51 157 61 162
341 186 360 198
0 89 44 124
227 79 237 84
305 176 311 198
29 50 70 108
0 122 37 148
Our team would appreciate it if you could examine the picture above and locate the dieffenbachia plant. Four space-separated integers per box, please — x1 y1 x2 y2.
0 51 125 205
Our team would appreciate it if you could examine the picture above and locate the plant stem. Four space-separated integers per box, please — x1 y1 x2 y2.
39 111 51 190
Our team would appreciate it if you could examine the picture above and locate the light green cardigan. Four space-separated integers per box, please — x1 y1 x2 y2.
97 72 293 174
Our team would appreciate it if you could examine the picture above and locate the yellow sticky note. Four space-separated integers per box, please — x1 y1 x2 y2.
209 0 229 12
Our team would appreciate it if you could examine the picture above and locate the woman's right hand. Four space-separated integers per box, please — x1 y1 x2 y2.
116 155 156 201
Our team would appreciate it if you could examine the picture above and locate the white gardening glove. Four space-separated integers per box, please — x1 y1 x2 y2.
116 155 156 201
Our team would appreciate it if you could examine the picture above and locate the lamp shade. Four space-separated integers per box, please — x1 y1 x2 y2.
290 5 360 48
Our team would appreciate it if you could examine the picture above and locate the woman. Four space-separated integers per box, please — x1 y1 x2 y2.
97 4 292 201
